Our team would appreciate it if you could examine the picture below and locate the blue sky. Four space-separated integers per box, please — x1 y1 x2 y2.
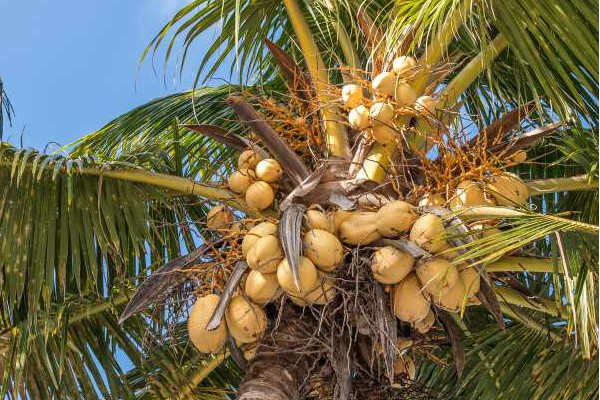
1 0 226 150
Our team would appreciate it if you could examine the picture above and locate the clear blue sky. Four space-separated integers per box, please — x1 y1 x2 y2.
0 0 227 150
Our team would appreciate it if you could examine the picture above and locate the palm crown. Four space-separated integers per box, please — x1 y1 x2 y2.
0 0 598 399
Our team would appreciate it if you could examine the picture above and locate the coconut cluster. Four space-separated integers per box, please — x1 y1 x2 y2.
340 56 439 145
227 148 283 211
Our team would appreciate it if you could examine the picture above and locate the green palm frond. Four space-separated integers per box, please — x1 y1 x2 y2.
0 78 14 141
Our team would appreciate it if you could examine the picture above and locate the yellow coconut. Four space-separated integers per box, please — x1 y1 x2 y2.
206 205 233 230
246 181 275 210
255 159 283 182
187 294 228 353
414 95 437 115
394 354 416 379
333 210 354 233
348 105 370 130
416 257 459 297
228 168 256 194
392 56 417 76
369 102 395 124
238 149 261 170
303 277 336 305
372 71 397 98
432 278 467 312
341 84 363 108
418 193 446 207
459 266 480 298
507 150 527 164
394 81 417 107
338 212 381 245
245 270 282 305
305 208 335 233
486 173 529 206
376 200 417 237
409 214 448 253
371 246 415 284
277 256 319 296
449 180 495 210
225 295 267 344
435 242 460 261
289 295 308 307
242 221 278 257
392 273 431 323
303 229 344 272
247 234 283 273
371 123 397 144
413 309 435 334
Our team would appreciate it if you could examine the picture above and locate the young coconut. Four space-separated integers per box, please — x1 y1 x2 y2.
348 105 370 130
394 81 417 106
371 123 397 144
372 71 397 98
333 210 354 233
432 278 467 312
414 95 437 115
187 294 228 353
245 181 275 210
338 212 381 245
225 295 267 344
206 205 233 230
394 354 416 379
277 256 319 296
409 214 448 253
459 266 480 299
376 200 417 237
245 270 282 305
369 102 395 124
416 257 459 297
418 193 446 207
228 168 256 194
413 309 435 334
246 234 283 273
303 229 344 272
242 221 278 257
392 273 431 323
392 56 417 76
305 208 335 233
255 159 283 182
371 246 415 284
449 180 495 210
238 149 261 170
303 276 336 305
341 84 363 108
486 173 529 206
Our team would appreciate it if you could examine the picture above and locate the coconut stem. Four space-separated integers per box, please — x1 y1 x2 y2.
282 0 350 159
526 174 598 195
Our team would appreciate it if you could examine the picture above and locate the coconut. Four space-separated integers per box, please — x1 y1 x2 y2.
486 173 529 206
348 105 370 130
277 256 319 296
394 81 417 106
238 149 261 170
187 294 228 353
392 273 431 323
449 180 495 210
225 295 267 343
371 246 414 284
303 229 344 272
247 234 283 273
418 193 445 207
369 102 395 124
414 95 437 115
435 242 460 261
507 150 527 164
338 212 381 245
242 221 278 257
245 270 282 305
459 266 480 298
303 276 336 305
255 158 283 182
341 84 363 108
289 295 308 307
392 56 417 76
432 278 467 312
333 210 354 233
416 257 459 297
305 208 335 233
372 71 397 98
413 309 435 334
246 181 275 210
206 205 233 230
228 168 256 194
376 200 417 237
371 123 397 144
394 354 416 379
409 214 448 253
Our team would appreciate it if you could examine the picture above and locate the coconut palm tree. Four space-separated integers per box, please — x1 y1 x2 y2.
0 0 598 399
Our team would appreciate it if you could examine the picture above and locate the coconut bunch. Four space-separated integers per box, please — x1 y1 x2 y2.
341 56 440 145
